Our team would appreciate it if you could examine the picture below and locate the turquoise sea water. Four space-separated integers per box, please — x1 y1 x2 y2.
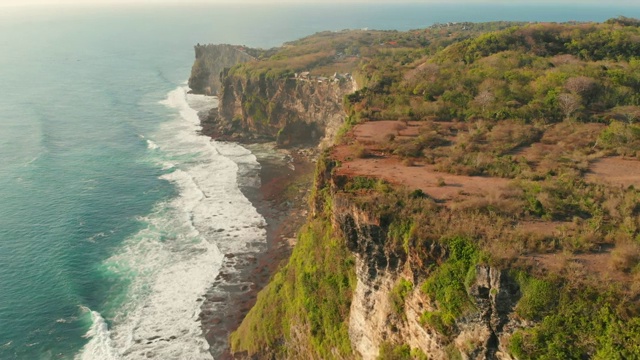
0 3 639 359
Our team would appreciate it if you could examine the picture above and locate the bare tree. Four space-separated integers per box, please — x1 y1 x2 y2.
565 76 598 104
474 90 494 114
558 93 582 120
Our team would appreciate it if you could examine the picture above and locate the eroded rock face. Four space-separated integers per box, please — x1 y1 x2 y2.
188 44 255 95
461 266 522 360
333 197 524 360
347 267 451 360
335 205 445 360
204 74 356 147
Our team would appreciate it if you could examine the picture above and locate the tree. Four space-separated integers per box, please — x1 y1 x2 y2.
565 76 599 104
474 90 495 114
558 93 582 120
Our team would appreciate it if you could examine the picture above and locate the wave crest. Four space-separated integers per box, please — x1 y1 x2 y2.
77 86 265 360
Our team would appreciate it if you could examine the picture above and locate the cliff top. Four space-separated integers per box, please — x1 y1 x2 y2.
223 21 529 80
329 18 640 294
199 18 640 359
200 18 640 289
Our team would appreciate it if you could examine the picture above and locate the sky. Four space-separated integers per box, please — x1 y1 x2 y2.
1 0 640 6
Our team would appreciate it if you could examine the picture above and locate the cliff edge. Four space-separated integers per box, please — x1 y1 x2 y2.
188 44 256 95
194 19 640 360
203 70 356 147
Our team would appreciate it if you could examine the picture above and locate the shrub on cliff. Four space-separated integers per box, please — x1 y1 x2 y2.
508 286 640 359
420 236 481 335
230 217 356 358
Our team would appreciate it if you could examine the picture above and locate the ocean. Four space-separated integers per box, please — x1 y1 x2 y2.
0 3 638 359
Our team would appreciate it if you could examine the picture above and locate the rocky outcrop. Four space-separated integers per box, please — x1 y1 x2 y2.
461 266 523 360
204 73 355 147
331 189 525 360
188 44 255 95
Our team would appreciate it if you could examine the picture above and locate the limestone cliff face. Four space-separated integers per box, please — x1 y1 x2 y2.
337 205 525 359
204 73 356 147
188 44 255 95
323 171 526 359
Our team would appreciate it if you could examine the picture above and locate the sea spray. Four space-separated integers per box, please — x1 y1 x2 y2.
77 86 266 359
78 308 119 360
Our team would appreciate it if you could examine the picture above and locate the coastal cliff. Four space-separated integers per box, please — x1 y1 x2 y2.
195 20 640 359
188 44 256 95
230 157 529 360
203 71 356 147
336 196 524 360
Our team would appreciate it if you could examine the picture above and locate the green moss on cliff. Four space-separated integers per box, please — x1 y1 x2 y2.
419 237 481 335
230 211 356 358
377 342 429 360
390 278 414 316
229 156 357 358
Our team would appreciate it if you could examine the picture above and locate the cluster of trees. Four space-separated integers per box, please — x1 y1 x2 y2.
351 22 640 125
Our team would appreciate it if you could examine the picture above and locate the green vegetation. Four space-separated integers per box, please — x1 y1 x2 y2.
229 18 640 360
340 175 391 195
229 217 356 358
509 286 640 359
230 159 356 358
420 237 480 335
226 22 526 81
390 278 414 315
512 272 559 321
377 342 429 360
598 120 640 156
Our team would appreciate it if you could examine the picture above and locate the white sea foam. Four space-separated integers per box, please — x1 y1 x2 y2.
77 86 265 360
78 309 119 360
146 140 159 150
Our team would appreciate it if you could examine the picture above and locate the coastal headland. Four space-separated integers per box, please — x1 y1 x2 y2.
191 18 640 359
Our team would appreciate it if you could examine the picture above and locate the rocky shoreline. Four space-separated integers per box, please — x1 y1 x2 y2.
197 116 316 358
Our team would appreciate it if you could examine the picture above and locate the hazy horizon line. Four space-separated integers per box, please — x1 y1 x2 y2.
2 0 640 8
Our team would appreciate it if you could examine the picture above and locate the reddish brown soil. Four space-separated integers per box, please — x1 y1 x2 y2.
335 121 640 291
334 121 509 203
586 157 640 188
